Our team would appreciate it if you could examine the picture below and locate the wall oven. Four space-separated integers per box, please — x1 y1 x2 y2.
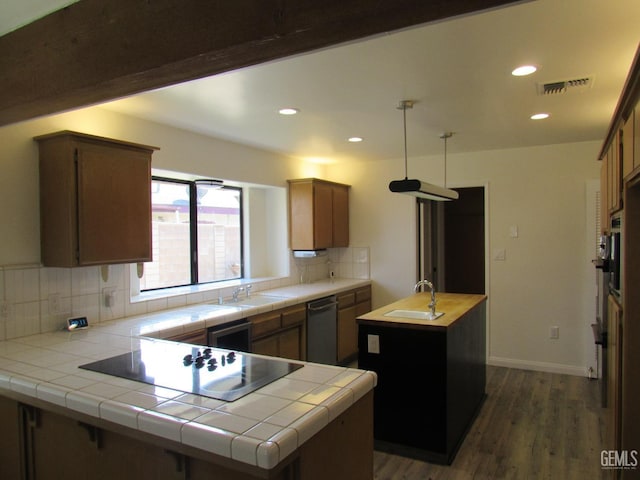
609 214 622 300
208 319 251 352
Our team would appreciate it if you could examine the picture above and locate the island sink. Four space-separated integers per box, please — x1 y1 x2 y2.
384 309 444 321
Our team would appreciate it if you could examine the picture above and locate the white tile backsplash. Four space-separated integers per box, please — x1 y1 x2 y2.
0 245 369 340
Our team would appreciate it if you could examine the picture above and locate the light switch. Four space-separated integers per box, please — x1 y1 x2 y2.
367 334 380 354
509 225 519 238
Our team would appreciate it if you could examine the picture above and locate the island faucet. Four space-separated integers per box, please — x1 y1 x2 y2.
414 279 437 316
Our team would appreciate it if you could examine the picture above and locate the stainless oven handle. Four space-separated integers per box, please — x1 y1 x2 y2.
307 301 338 312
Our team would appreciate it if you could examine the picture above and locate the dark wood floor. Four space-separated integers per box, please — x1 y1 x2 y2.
372 366 606 479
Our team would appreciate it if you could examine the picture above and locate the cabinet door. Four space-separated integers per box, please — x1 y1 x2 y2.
252 334 279 357
600 157 608 235
608 134 622 213
314 181 334 249
337 305 357 364
32 409 95 479
635 106 640 171
332 185 350 247
607 296 622 453
279 327 303 360
250 311 282 338
77 142 152 265
622 113 634 179
166 329 207 345
0 397 23 479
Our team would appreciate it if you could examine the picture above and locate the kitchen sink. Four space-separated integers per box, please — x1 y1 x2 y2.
215 295 286 308
383 309 444 321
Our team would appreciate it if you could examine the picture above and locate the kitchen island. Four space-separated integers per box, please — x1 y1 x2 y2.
357 292 487 465
0 279 375 480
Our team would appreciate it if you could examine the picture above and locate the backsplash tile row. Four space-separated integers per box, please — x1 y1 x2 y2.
0 247 369 340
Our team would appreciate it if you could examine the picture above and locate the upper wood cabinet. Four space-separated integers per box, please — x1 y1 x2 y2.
635 105 640 171
288 178 350 250
607 130 623 214
35 131 158 267
622 110 635 180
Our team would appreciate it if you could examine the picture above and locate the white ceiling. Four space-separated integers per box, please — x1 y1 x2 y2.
2 0 639 164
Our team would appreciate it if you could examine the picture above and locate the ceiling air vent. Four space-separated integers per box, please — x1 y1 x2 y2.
537 76 594 95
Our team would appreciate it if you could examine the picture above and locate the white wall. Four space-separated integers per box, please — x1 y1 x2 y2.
328 141 601 375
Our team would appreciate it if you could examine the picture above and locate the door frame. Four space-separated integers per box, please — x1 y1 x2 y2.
416 181 491 360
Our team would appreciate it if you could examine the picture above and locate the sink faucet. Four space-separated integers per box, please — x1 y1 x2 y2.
414 279 437 316
232 287 245 302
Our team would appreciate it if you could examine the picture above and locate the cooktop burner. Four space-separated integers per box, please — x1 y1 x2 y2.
80 340 303 402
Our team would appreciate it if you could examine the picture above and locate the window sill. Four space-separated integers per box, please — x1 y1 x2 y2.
130 277 287 305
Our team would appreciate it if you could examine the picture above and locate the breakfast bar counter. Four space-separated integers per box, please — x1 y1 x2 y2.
0 279 375 480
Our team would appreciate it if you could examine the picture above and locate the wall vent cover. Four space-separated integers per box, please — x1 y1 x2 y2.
537 76 594 95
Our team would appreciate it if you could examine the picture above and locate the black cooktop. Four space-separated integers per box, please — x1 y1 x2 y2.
80 340 303 402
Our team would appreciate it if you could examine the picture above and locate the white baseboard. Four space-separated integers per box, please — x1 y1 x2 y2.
488 356 589 377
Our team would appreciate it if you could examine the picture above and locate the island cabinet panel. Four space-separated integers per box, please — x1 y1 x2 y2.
35 131 158 267
288 178 350 250
357 295 486 465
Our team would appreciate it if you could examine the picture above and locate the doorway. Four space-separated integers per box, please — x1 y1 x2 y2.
417 186 486 294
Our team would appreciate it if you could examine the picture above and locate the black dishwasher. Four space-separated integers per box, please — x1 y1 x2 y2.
306 295 338 365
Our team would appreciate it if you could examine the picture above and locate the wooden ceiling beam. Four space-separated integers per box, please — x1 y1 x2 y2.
0 0 523 126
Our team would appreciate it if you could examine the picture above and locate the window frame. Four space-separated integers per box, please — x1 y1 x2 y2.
143 175 244 291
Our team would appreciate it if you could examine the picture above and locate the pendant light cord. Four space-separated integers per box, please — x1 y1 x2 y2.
402 104 408 179
443 133 447 188
440 132 453 188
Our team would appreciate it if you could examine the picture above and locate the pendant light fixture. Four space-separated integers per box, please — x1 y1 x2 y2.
388 100 459 201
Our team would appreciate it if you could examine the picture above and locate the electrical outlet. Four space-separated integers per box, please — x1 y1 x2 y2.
0 301 10 319
103 288 116 308
549 326 559 339
49 293 60 314
367 334 380 354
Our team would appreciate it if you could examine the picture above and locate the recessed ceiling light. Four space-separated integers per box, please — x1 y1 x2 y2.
512 65 537 76
278 108 299 115
530 113 550 120
348 137 363 143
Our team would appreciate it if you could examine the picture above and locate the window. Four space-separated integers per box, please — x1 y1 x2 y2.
140 177 243 291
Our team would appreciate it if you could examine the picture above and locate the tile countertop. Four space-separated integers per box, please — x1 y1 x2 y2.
0 278 375 471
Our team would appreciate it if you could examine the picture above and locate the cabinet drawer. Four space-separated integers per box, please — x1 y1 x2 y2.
355 301 371 317
250 312 281 338
337 292 356 309
355 287 371 304
166 329 207 345
282 305 306 327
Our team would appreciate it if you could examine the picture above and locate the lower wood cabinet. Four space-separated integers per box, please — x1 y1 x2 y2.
0 396 295 480
607 295 623 454
337 286 372 365
250 304 306 361
0 396 23 479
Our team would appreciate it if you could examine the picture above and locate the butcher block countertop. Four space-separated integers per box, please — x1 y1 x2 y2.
357 292 487 329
